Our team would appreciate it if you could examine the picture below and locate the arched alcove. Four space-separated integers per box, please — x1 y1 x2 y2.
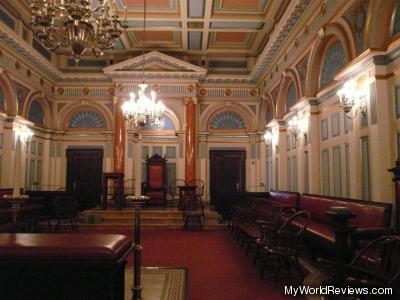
0 73 17 115
286 81 298 113
68 109 106 129
305 23 354 97
319 40 347 89
209 111 246 130
27 100 45 126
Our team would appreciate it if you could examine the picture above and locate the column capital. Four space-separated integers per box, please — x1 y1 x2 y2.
184 97 198 105
113 96 121 104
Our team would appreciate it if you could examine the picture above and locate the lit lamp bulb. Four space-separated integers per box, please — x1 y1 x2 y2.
337 80 356 113
264 131 273 145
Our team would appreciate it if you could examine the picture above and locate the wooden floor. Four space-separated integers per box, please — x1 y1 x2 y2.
79 206 223 229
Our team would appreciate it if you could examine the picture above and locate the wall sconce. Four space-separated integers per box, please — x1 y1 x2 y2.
13 124 33 145
287 116 308 140
337 80 367 119
264 128 279 148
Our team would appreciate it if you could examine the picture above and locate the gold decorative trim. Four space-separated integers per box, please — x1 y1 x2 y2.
82 87 90 95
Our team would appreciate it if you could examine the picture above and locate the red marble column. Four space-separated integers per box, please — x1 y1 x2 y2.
185 97 197 184
114 96 125 174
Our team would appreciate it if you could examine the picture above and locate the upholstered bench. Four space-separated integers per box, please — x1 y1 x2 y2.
0 233 132 300
286 194 393 253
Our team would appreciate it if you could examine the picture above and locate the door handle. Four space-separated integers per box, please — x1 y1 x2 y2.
73 182 77 191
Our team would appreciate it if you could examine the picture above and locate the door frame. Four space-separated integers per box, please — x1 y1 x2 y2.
209 149 246 205
66 148 104 194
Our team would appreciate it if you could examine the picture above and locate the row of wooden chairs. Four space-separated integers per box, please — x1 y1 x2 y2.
229 198 400 295
229 199 310 286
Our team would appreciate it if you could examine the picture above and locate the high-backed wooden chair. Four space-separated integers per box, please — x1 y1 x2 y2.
142 154 167 206
167 179 185 207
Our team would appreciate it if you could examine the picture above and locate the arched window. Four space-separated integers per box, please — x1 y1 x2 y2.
27 100 45 125
0 88 5 111
320 40 347 88
210 111 246 129
142 116 176 130
392 1 400 38
68 110 105 128
286 82 297 113
265 106 273 124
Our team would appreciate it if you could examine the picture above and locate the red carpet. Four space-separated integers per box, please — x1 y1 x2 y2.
81 228 304 300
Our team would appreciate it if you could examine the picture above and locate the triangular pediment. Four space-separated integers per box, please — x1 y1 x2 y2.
103 51 207 79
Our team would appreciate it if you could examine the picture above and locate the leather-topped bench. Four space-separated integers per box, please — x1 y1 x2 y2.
0 233 132 300
282 194 393 253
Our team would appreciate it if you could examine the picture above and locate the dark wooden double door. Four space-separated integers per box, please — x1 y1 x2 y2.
210 150 246 217
66 149 103 210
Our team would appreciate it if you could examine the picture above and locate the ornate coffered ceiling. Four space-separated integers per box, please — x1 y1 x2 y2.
0 0 312 84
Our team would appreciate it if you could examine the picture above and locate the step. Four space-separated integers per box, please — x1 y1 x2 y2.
79 207 224 228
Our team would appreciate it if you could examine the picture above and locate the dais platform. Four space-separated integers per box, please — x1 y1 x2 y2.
79 207 223 229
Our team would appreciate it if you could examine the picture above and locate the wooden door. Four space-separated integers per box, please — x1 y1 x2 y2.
66 149 103 209
210 150 246 215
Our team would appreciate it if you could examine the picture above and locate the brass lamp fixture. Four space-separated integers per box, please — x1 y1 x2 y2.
287 115 308 140
337 80 368 119
30 0 128 63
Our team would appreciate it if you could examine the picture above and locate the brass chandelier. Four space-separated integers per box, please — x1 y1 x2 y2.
30 0 128 62
121 0 165 129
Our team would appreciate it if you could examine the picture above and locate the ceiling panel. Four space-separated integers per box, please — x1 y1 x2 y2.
188 31 202 50
128 31 181 46
117 0 178 12
213 0 269 13
188 0 205 18
209 32 256 48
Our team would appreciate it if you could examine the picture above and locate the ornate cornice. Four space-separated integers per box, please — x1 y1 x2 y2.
0 28 61 82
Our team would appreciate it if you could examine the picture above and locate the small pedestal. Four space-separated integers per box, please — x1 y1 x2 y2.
325 207 355 283
126 195 149 300
388 160 400 233
102 172 124 210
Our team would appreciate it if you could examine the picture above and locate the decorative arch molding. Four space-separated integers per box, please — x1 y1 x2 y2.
0 72 17 115
259 95 275 129
276 69 301 118
23 91 52 128
366 0 396 48
200 102 255 132
305 23 354 97
57 102 113 131
390 0 400 40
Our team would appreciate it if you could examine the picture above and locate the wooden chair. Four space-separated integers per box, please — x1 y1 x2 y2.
167 179 185 207
259 210 310 287
253 208 297 265
319 235 400 297
188 179 205 215
53 195 78 231
142 154 167 206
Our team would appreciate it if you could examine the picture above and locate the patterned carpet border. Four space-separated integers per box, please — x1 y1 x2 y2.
125 267 187 300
